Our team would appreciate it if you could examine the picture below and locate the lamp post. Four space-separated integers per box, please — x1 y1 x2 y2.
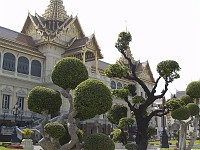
11 103 21 143
160 97 169 148
1 109 7 125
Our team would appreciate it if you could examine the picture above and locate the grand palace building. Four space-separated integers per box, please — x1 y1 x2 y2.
0 0 159 141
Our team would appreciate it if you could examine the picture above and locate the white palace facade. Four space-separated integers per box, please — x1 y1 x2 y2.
0 0 159 140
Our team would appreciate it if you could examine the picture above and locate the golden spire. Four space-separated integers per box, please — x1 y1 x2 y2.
43 0 68 22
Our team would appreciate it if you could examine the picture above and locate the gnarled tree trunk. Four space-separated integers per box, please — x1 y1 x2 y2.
187 116 199 150
178 122 187 150
38 89 81 150
135 116 149 150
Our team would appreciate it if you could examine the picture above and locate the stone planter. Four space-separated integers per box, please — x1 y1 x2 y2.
21 139 33 150
115 142 126 149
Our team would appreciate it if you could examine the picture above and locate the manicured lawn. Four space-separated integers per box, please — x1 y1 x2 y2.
149 139 200 146
0 146 13 150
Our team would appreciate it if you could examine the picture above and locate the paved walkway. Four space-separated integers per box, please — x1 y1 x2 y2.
33 145 164 150
34 145 178 150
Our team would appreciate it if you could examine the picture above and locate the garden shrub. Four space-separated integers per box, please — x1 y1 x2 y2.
28 86 62 114
2 142 11 147
44 122 66 139
186 81 200 98
186 103 199 116
179 95 193 105
125 143 137 150
106 104 128 125
84 133 115 150
104 63 128 78
74 78 112 120
132 96 145 104
171 106 190 120
111 129 128 143
51 57 88 90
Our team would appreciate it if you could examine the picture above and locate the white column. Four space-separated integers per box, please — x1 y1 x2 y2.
95 51 99 74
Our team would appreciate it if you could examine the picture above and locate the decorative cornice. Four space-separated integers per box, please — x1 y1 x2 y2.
16 89 27 97
1 87 12 95
0 39 45 59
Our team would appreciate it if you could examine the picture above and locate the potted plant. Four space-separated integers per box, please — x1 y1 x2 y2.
21 128 34 150
22 128 34 139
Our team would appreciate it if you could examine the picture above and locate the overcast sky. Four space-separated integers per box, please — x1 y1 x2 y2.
0 0 200 99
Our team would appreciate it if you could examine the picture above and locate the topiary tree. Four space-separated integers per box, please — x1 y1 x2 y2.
44 122 66 139
106 104 129 145
28 86 62 114
166 81 200 150
105 31 181 150
84 133 115 150
51 57 88 90
27 57 113 150
74 78 112 120
185 81 200 150
106 104 128 125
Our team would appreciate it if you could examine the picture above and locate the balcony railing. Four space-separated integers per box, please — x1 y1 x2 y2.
0 108 43 122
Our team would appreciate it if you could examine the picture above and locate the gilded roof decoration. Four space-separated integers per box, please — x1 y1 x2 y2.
43 0 68 22
2 0 102 61
63 34 103 59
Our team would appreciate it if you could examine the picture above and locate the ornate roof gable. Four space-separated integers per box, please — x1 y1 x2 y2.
137 61 155 83
63 33 103 59
117 46 135 68
21 0 85 45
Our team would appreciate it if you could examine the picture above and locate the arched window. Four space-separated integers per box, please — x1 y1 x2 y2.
117 82 122 89
17 56 29 74
3 52 15 71
31 60 41 77
111 81 116 89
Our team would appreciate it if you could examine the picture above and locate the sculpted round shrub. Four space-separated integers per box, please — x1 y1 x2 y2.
28 86 62 114
84 133 115 150
125 143 137 150
51 57 88 90
124 84 136 96
104 63 128 78
186 81 200 98
156 60 180 82
74 78 112 120
106 104 128 124
180 95 194 105
112 88 129 99
132 96 145 104
187 103 199 116
44 122 66 139
166 98 184 111
171 106 190 120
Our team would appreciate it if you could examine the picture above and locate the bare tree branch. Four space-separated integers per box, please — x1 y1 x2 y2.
151 76 161 95
121 50 151 97
147 108 169 122
154 79 169 99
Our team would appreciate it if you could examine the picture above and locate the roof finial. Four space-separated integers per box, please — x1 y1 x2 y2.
125 20 128 32
43 0 68 22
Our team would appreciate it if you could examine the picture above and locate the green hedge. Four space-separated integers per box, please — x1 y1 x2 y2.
125 143 137 150
84 133 115 150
